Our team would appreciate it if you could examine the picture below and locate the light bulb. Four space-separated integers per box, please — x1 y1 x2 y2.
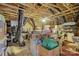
42 19 46 23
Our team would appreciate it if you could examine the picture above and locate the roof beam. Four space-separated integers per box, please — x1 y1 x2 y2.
47 6 79 19
0 8 17 14
0 4 18 10
42 4 62 12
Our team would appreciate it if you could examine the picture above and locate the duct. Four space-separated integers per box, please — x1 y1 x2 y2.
53 7 61 12
23 17 28 25
54 7 67 24
62 22 76 26
73 4 79 6
48 4 67 24
57 16 66 24
62 16 67 22
23 17 36 30
15 9 25 46
30 18 36 30
49 6 66 25
48 8 55 14
74 11 79 22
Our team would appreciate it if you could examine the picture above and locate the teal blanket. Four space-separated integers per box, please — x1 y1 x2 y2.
42 38 59 50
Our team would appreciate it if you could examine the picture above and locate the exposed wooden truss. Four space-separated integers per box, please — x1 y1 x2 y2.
0 3 79 26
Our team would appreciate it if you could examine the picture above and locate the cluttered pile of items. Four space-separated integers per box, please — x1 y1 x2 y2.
61 22 79 56
30 27 60 56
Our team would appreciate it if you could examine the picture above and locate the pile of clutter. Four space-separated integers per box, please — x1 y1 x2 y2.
30 27 60 56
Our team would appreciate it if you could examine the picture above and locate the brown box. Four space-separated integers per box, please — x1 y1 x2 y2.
37 45 60 56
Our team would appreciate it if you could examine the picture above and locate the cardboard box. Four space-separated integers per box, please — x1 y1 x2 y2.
37 45 60 56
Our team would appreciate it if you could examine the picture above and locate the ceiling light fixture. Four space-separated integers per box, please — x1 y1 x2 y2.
42 19 46 23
